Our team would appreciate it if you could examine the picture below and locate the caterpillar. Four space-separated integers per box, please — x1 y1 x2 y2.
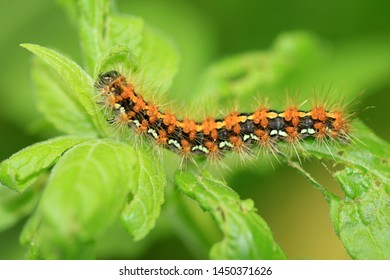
95 70 351 160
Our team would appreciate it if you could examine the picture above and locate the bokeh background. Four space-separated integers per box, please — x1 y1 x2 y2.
1 0 389 259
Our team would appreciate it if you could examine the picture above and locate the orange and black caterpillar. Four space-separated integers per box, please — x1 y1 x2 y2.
95 70 350 159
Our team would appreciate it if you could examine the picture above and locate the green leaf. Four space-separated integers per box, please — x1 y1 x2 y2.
0 136 90 192
21 139 137 259
19 213 45 259
194 51 273 107
175 170 286 260
121 148 166 241
0 185 40 232
137 27 179 96
293 121 390 259
32 58 97 136
193 32 325 109
78 0 110 74
94 14 144 75
79 0 144 77
303 121 389 183
96 25 180 98
20 43 108 137
78 0 178 103
193 32 390 110
95 45 139 78
331 168 390 259
107 15 144 57
312 37 390 96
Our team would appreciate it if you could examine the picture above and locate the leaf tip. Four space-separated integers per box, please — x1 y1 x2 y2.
20 43 34 49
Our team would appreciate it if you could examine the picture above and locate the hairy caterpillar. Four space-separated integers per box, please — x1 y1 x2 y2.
95 70 351 160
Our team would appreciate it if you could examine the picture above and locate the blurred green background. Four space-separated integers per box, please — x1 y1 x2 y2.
0 0 389 259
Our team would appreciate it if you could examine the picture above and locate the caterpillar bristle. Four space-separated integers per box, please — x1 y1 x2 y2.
95 70 352 164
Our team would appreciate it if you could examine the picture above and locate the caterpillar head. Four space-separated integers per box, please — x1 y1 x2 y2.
95 70 120 89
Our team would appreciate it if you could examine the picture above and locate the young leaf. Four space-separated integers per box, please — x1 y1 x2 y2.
21 139 137 259
175 170 286 260
79 0 144 77
107 15 144 58
95 45 139 78
95 25 180 98
121 148 166 241
94 14 144 75
137 26 179 96
78 0 110 74
0 136 90 192
32 58 97 136
20 43 108 137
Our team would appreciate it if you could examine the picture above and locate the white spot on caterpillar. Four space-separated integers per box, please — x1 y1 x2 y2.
192 145 209 154
147 128 158 139
243 134 251 141
133 120 141 127
308 128 315 135
278 131 287 137
250 134 259 141
219 141 234 149
168 139 182 150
